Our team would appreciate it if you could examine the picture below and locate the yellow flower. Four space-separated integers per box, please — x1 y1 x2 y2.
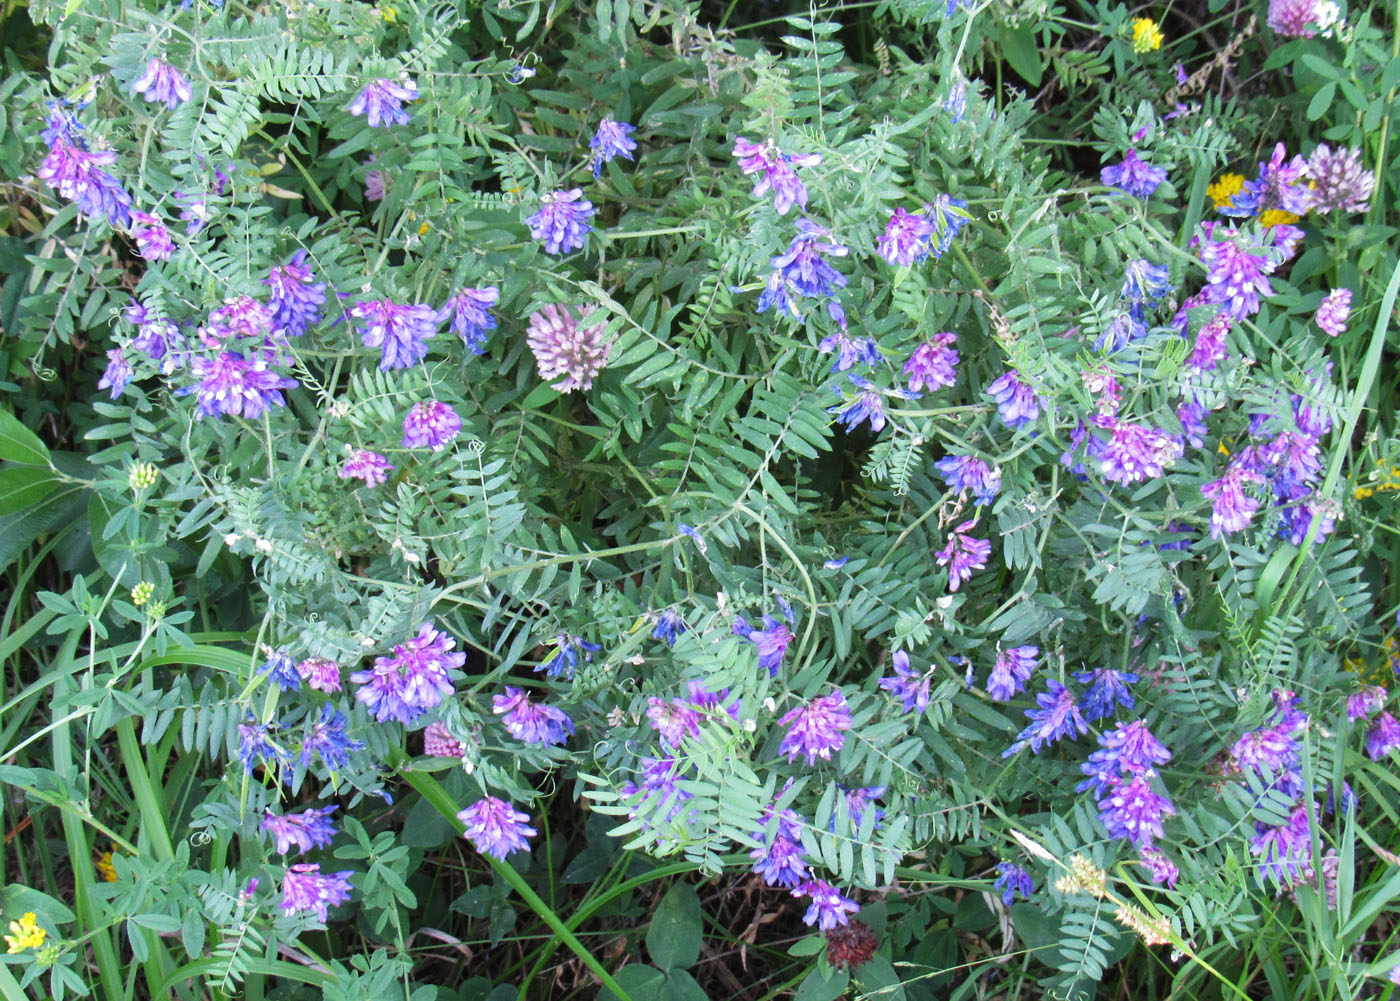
1132 18 1164 52
96 850 119 882
1260 209 1300 228
1207 173 1246 210
5 912 46 953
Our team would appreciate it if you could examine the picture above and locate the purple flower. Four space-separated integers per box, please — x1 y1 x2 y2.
1348 686 1386 722
352 299 439 370
537 633 600 680
295 657 342 693
936 520 991 592
350 621 465 724
651 609 686 647
1101 148 1167 199
264 251 325 339
622 755 692 825
129 210 174 261
827 374 919 434
38 127 133 226
259 650 300 692
877 207 936 266
364 155 386 201
526 189 594 255
300 706 364 770
993 862 1033 905
1187 312 1231 372
879 650 932 713
590 117 637 177
125 300 178 362
934 455 1002 505
1315 289 1351 337
987 646 1038 702
526 304 612 392
750 809 809 887
204 296 277 349
279 863 353 922
340 449 393 487
1120 259 1171 318
348 78 419 127
1098 772 1176 847
746 614 794 676
1078 719 1172 796
924 194 970 257
493 686 574 746
401 401 462 451
646 697 702 747
1140 846 1179 887
1366 712 1400 760
793 879 859 931
817 332 881 372
458 797 536 859
836 786 885 831
1250 805 1313 885
772 220 849 300
903 333 959 393
188 351 297 419
778 691 852 765
1223 143 1312 217
732 137 822 215
262 806 338 855
1199 227 1276 319
132 57 192 109
236 716 285 773
985 370 1041 428
1073 666 1139 722
439 287 499 355
1003 680 1088 756
98 348 132 399
1093 417 1183 486
423 721 465 758
1307 145 1374 214
1268 0 1319 35
1202 465 1262 538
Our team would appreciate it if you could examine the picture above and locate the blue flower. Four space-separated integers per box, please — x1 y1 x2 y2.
749 614 794 676
1120 259 1171 319
537 633 601 679
878 650 931 714
1073 666 1139 722
924 194 970 257
348 78 419 127
1101 148 1167 199
794 879 859 931
651 609 686 647
677 523 707 554
527 189 594 255
98 348 132 400
750 809 810 887
590 117 638 177
438 287 499 355
264 251 326 339
237 716 286 773
259 650 301 692
992 862 1033 905
827 374 920 434
300 706 364 770
458 797 536 859
817 332 881 373
132 57 192 109
351 298 440 370
262 805 338 855
933 455 1002 505
985 370 1040 429
1002 680 1088 757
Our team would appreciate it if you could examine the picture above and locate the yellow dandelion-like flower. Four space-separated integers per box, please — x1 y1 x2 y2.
5 912 46 953
96 850 119 882
1132 18 1164 52
1207 173 1246 210
1260 209 1300 228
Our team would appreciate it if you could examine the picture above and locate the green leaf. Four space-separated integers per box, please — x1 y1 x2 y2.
788 935 826 957
0 467 57 516
794 966 849 1001
1000 27 1044 87
0 410 50 466
646 883 703 971
1306 81 1335 121
662 969 708 1001
401 794 459 848
854 955 906 1001
598 964 665 1001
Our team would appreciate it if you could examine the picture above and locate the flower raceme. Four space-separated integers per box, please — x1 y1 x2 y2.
351 621 465 724
732 137 822 215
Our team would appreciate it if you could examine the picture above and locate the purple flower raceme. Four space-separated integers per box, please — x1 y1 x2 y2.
1003 680 1089 757
423 721 466 758
877 207 936 266
1093 416 1183 486
352 298 439 370
986 369 1041 429
1198 225 1277 319
1077 720 1173 796
204 296 276 348
622 755 693 826
98 349 132 399
1120 259 1172 319
439 287 499 355
129 211 174 260
38 113 133 226
646 697 702 748
132 57 193 108
879 650 932 714
264 251 326 339
1202 464 1263 538
125 300 179 364
651 609 686 647
924 194 971 258
537 633 600 679
1222 143 1312 217
590 117 637 176
279 864 353 923
1074 667 1139 722
817 332 881 373
1315 288 1351 337
778 691 852 765
295 657 342 693
1347 686 1386 723
827 375 920 434
1101 148 1167 199
262 806 338 855
300 706 365 770
793 879 860 931
236 716 285 773
993 862 1034 905
758 220 849 322
986 646 1038 702
1098 772 1177 847
903 333 959 392
1140 846 1180 888
340 449 393 487
526 189 594 254
188 351 297 419
348 78 419 127
259 650 300 692
1307 145 1374 214
1251 804 1314 886
732 613 795 676
934 454 1002 505
458 796 536 859
351 621 465 724
1187 312 1231 372
732 137 822 215
936 520 991 591
401 401 462 451
493 687 574 746
750 808 810 887
1367 712 1400 760
526 304 612 392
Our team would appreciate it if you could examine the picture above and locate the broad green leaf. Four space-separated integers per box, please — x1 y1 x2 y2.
999 27 1044 87
646 883 702 971
0 466 57 516
0 410 50 466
